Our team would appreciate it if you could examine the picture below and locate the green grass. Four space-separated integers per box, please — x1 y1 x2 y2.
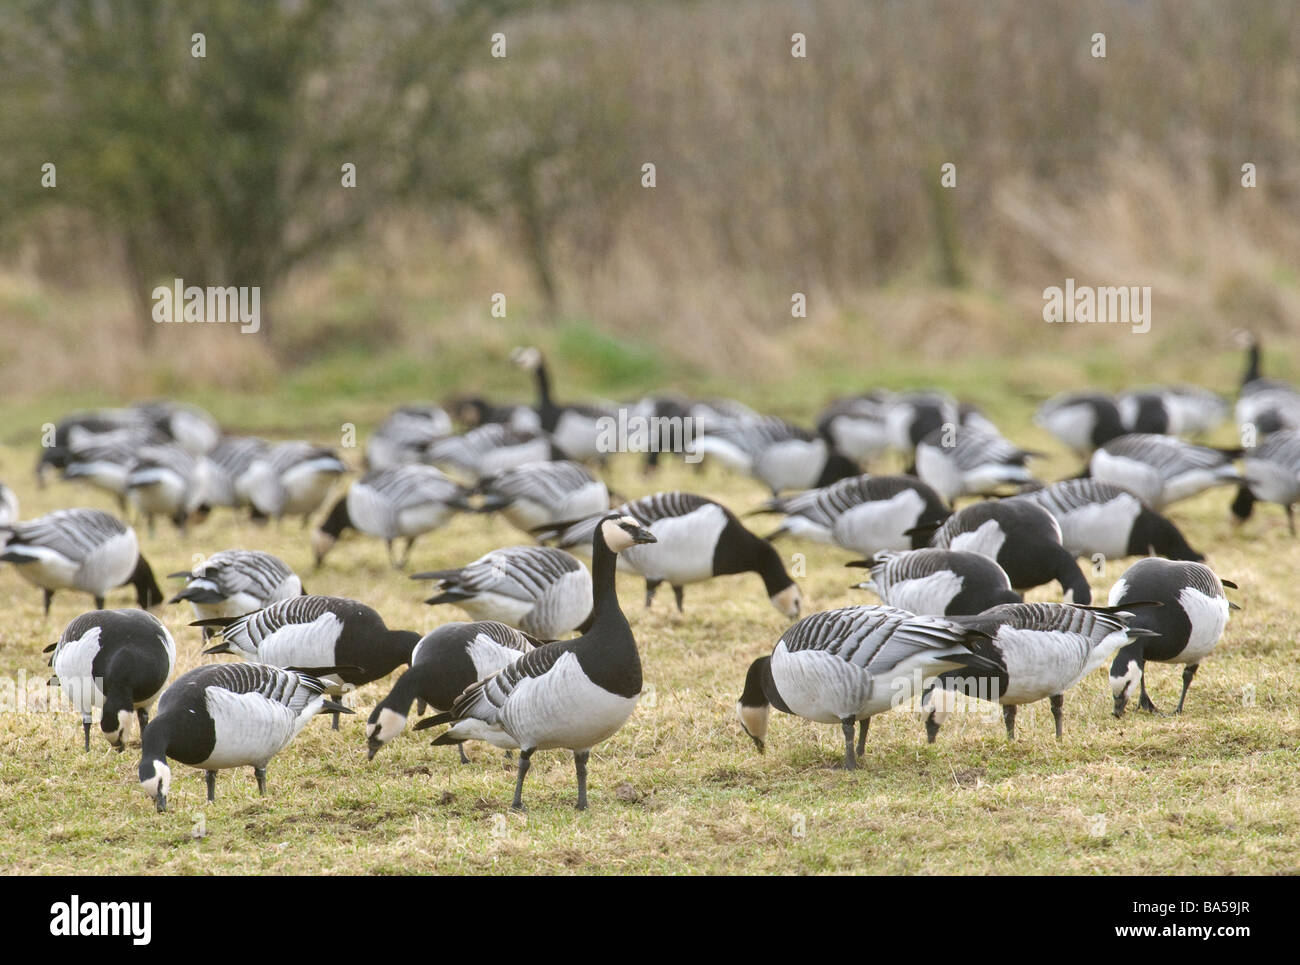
1 371 1298 875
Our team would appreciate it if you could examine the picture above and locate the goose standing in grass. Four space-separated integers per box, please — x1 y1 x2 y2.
35 408 160 487
924 500 1092 603
365 405 452 471
883 391 960 460
312 464 471 568
60 428 159 510
511 346 617 463
415 513 658 811
1107 559 1236 717
923 602 1156 741
169 550 303 638
0 509 162 615
47 609 175 751
1119 386 1227 438
1034 391 1126 458
238 441 348 525
914 424 1039 503
848 549 1022 615
816 393 894 466
125 443 210 535
735 605 1002 769
691 415 859 494
366 621 538 762
539 492 802 618
134 400 221 456
411 546 592 640
1011 478 1204 561
199 436 268 512
1230 429 1300 534
138 664 349 811
200 596 420 728
1090 434 1241 511
754 475 951 556
475 460 610 535
424 423 556 482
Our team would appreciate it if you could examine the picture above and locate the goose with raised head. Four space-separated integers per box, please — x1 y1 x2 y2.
414 513 657 811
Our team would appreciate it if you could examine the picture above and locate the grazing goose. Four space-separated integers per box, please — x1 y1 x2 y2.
60 428 159 509
1090 434 1241 511
755 475 951 556
36 409 158 486
1012 478 1203 561
138 663 349 811
134 400 221 455
366 621 538 762
883 391 960 458
816 393 894 465
411 546 593 640
1033 391 1126 458
200 596 420 728
312 465 470 568
169 550 303 637
475 460 610 535
424 424 556 482
446 396 543 434
914 425 1038 503
1107 559 1236 717
848 549 1022 615
47 609 176 751
540 491 802 618
924 602 1156 741
199 436 268 511
125 443 210 535
1116 390 1172 436
0 509 162 615
415 513 657 811
0 482 18 531
238 441 348 524
365 405 452 471
1122 386 1227 438
692 415 858 494
925 500 1092 603
1230 429 1300 534
511 346 617 463
735 605 1002 769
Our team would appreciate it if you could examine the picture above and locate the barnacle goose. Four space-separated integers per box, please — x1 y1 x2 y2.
138 663 349 811
1119 386 1227 438
816 392 894 465
169 550 303 636
1090 434 1242 511
1231 429 1300 534
134 400 221 455
1034 391 1126 458
366 620 538 761
925 499 1092 603
200 595 421 728
475 460 610 535
36 407 168 486
125 443 210 535
424 424 557 482
47 609 175 751
312 464 471 568
411 546 593 640
238 441 348 524
883 391 960 457
848 549 1022 615
755 474 950 556
923 602 1157 741
60 427 161 509
735 605 1002 769
914 424 1039 503
1012 478 1203 561
414 513 657 811
691 415 859 494
445 396 543 434
199 436 268 511
1108 559 1236 717
512 346 617 463
539 491 802 618
365 405 452 471
0 509 162 615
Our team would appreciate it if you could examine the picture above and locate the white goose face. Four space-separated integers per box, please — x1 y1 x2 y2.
1111 658 1142 701
104 708 132 750
511 346 543 371
736 702 770 751
771 584 802 620
311 529 337 565
601 515 656 553
366 708 407 759
139 760 171 809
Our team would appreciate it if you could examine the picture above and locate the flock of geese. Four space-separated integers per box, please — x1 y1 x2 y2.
7 334 1291 812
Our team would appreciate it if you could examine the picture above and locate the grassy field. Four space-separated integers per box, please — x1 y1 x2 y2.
1 378 1298 876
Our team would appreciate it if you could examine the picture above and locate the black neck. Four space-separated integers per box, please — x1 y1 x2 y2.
1054 551 1092 604
717 526 793 596
588 528 630 632
320 497 352 538
533 361 559 426
130 555 162 608
381 629 422 666
1244 340 1261 386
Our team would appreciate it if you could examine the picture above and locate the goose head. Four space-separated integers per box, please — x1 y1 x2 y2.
770 583 802 620
511 346 544 372
736 657 772 753
139 758 171 812
366 706 407 760
598 514 656 553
